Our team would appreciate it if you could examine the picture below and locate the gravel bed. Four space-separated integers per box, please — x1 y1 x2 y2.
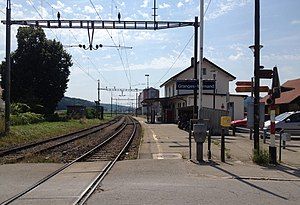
23 117 126 163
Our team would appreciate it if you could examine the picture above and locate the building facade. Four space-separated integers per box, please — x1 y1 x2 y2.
138 87 159 115
158 58 245 122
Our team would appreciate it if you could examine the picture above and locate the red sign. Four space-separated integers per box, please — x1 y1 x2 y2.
258 69 273 79
236 81 252 86
235 86 269 93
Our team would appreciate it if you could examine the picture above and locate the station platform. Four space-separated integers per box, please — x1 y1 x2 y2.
0 117 299 205
87 118 300 205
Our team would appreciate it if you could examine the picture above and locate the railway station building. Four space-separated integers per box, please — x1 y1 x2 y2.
143 58 246 124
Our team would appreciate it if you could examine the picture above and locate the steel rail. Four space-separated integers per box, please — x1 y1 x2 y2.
74 116 137 205
0 117 122 158
0 116 136 205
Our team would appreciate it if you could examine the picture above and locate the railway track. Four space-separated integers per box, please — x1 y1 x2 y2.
0 115 139 205
0 116 124 163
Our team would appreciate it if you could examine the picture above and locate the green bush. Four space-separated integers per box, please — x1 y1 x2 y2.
45 113 68 122
86 108 96 119
11 103 31 115
11 112 45 125
252 149 269 165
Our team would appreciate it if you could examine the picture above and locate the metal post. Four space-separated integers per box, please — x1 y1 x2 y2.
135 92 138 117
198 0 204 119
207 129 211 160
250 77 254 140
193 16 198 119
279 131 282 162
283 138 286 149
153 0 157 29
253 0 260 151
5 0 11 134
196 142 204 162
110 92 113 117
97 79 100 106
189 120 192 159
145 74 149 122
221 128 225 162
115 99 118 115
213 73 216 109
269 95 277 164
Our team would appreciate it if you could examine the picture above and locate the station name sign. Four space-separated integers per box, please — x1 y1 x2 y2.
176 79 215 90
176 80 198 90
203 80 215 90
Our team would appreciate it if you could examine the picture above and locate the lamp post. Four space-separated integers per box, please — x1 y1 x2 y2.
249 0 263 151
4 0 11 134
211 71 217 109
145 74 150 122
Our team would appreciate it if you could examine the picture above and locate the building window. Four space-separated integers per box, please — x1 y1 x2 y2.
168 87 171 97
178 103 181 108
182 102 185 107
203 68 207 75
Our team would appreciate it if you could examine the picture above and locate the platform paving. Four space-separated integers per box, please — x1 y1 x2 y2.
0 162 109 205
87 117 300 205
0 117 299 205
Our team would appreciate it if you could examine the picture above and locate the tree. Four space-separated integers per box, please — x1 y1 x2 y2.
0 27 72 115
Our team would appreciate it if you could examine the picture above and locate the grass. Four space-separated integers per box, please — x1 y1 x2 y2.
252 149 269 165
212 139 220 146
0 117 112 150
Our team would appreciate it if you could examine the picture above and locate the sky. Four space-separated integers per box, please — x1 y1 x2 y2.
0 0 299 107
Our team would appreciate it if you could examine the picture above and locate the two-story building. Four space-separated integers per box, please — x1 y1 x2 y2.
144 58 245 123
137 87 160 116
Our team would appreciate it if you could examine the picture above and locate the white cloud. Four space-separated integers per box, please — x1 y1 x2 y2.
177 2 184 8
102 56 187 72
141 0 149 8
83 5 103 14
63 7 73 14
133 31 168 42
12 3 23 9
137 10 149 19
103 55 112 59
228 45 245 61
291 20 300 25
263 53 300 61
159 3 170 9
206 0 249 20
52 1 64 10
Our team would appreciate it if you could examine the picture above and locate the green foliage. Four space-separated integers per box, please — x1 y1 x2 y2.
252 149 269 165
0 119 107 149
86 107 97 119
45 113 67 122
0 27 72 115
11 103 31 114
11 112 45 126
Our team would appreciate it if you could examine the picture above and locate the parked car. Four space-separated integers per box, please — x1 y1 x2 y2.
264 111 300 135
231 117 247 128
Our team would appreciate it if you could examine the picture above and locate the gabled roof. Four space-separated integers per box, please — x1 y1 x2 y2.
160 57 236 87
261 78 300 105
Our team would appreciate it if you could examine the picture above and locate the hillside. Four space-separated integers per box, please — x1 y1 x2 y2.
57 96 132 112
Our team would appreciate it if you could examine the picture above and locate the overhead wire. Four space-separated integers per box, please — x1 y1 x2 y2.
43 0 109 84
89 0 131 87
73 60 97 82
112 1 132 91
154 0 213 87
27 0 61 42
